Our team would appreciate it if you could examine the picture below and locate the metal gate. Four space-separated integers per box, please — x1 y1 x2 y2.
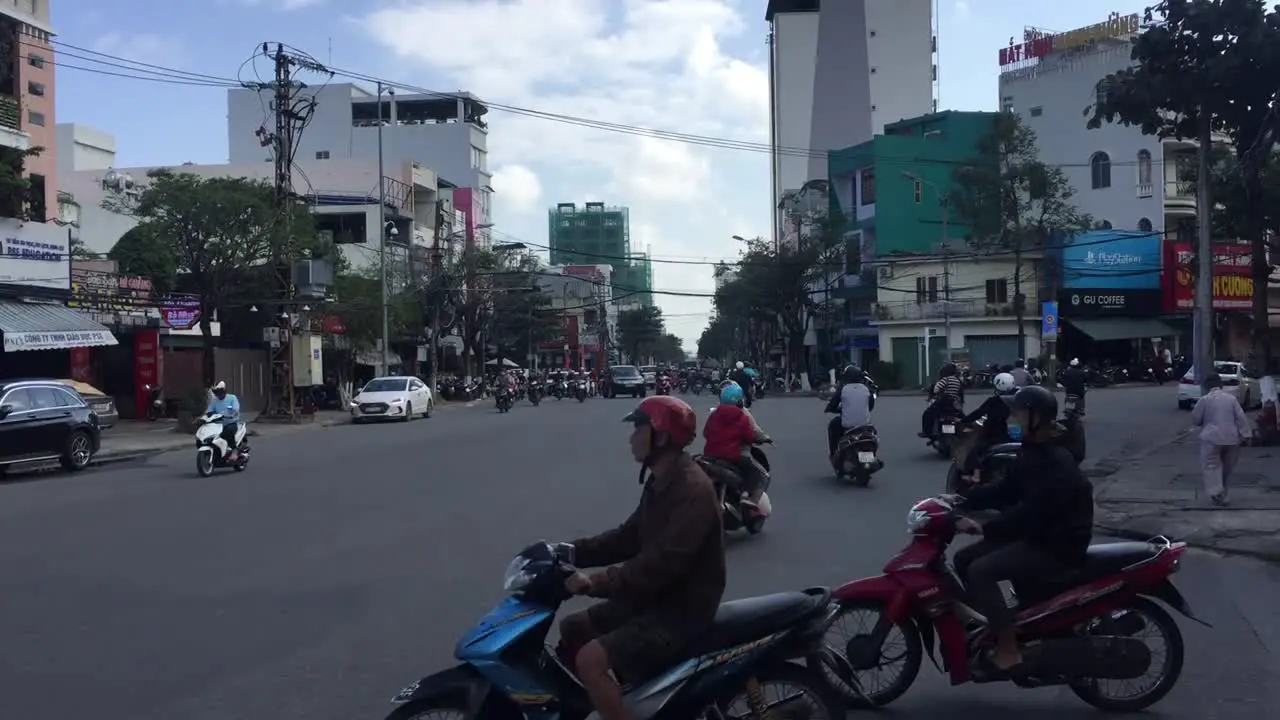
966 334 1019 370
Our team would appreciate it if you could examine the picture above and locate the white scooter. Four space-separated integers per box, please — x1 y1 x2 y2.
194 413 249 477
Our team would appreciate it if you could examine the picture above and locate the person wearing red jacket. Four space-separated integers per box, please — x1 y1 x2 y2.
702 381 769 508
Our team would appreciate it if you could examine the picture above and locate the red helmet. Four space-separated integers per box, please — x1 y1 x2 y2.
623 395 697 448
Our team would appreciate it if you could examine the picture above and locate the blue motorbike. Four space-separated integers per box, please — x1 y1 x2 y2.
385 541 843 720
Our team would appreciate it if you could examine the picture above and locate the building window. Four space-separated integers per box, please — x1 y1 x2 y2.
470 145 486 170
1029 106 1043 117
27 81 43 96
913 180 922 203
931 64 937 81
26 53 44 68
1001 96 1013 112
915 276 939 304
27 110 44 127
1136 149 1152 185
315 150 329 159
985 278 1009 304
1089 151 1111 189
859 168 875 205
27 174 45 221
1138 217 1153 232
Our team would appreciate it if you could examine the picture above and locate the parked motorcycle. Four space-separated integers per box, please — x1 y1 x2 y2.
384 541 843 720
697 444 773 535
143 383 165 421
811 496 1202 712
832 425 882 487
194 413 249 477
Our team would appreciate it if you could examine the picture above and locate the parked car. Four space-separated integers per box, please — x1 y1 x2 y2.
640 365 658 388
1177 361 1260 409
350 376 434 422
0 379 101 476
58 379 117 428
607 365 647 398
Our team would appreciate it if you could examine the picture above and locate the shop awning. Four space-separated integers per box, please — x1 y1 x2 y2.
0 300 119 352
1065 317 1178 342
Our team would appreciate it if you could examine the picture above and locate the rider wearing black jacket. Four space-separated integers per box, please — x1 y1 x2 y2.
951 385 1093 673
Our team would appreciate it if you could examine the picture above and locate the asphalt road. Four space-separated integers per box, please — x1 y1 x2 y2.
0 385 1275 719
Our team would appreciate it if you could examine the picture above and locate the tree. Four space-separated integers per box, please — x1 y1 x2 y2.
489 256 561 366
617 305 665 363
0 145 44 219
698 314 737 362
130 170 317 385
951 112 1092 356
109 225 178 293
1088 0 1280 370
651 333 685 364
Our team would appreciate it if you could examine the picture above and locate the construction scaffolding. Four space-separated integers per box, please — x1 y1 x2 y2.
547 201 653 305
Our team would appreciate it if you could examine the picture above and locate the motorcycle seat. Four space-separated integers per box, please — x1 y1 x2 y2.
843 424 876 435
1040 542 1165 587
987 442 1021 455
691 587 830 654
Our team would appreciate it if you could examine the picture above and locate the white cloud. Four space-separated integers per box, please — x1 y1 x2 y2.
360 0 771 347
955 1 970 18
491 165 543 214
89 32 183 67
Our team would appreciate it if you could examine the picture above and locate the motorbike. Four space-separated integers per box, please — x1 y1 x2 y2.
384 541 843 720
924 397 963 458
143 383 165 420
656 376 673 396
495 387 513 413
194 413 249 477
811 496 1204 712
696 444 773 535
1061 395 1087 461
550 380 566 400
573 379 587 402
678 378 690 393
832 425 882 487
692 379 705 396
944 418 1020 494
528 384 542 406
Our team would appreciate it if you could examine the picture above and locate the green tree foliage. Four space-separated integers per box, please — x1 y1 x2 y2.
617 305 665 363
951 112 1092 356
697 314 737 362
1088 0 1280 370
650 333 685 364
109 225 178 294
489 254 563 365
129 170 317 384
0 145 44 219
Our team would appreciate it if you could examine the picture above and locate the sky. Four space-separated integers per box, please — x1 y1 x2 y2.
49 0 1154 348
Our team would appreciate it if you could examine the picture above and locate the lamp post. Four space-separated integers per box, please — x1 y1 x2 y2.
376 81 396 376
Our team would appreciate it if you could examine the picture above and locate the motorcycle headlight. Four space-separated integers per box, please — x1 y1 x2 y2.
502 556 536 593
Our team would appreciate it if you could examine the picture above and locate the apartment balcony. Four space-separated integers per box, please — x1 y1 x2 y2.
0 96 30 152
1163 179 1197 217
873 299 1017 323
1136 182 1153 199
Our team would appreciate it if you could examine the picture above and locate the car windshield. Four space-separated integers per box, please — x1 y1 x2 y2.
362 378 409 393
1214 362 1241 376
613 366 640 378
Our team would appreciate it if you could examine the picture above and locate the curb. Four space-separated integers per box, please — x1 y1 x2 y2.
1095 521 1280 563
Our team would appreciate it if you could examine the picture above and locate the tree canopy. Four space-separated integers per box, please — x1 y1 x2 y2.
109 225 178 294
617 305 665 363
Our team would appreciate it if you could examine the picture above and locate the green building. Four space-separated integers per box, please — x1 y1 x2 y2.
548 201 654 306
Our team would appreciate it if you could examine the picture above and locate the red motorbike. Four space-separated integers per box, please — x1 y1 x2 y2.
810 496 1206 712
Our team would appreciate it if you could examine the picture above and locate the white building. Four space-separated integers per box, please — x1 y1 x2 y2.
55 123 115 178
998 16 1197 240
874 254 1042 386
768 0 936 224
226 84 494 246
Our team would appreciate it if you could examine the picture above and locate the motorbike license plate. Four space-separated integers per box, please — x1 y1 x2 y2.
941 424 956 434
857 452 876 463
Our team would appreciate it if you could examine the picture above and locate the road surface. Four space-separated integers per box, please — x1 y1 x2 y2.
0 385 1274 719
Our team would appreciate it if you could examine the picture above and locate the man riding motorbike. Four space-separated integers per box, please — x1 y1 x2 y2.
825 364 875 457
949 385 1094 674
920 362 964 437
729 361 753 395
206 381 243 462
557 396 724 720
703 381 770 510
1009 359 1031 387
957 372 1019 481
1060 357 1088 414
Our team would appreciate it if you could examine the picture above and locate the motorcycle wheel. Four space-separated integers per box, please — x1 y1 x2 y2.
849 472 870 488
384 697 471 720
744 509 766 534
1068 596 1185 712
945 465 964 494
233 457 248 472
811 600 923 709
714 660 844 720
196 451 214 478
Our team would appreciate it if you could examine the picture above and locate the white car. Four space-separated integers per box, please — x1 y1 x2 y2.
641 365 658 388
350 376 434 422
1177 361 1259 410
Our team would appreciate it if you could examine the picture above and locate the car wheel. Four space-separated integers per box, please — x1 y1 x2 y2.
402 402 413 421
60 430 94 471
424 399 433 418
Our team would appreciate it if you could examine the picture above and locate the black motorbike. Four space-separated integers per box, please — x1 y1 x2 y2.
924 396 963 458
573 379 587 402
945 417 1020 494
528 384 542 406
495 387 513 413
832 425 882 487
697 444 773 535
550 380 565 400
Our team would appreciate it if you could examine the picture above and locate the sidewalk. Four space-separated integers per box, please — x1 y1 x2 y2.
1093 429 1280 561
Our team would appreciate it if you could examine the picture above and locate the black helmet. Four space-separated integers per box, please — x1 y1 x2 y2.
842 364 864 384
1202 373 1223 390
1010 385 1058 434
940 362 958 377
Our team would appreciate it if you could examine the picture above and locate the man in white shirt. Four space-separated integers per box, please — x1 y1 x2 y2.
825 365 874 456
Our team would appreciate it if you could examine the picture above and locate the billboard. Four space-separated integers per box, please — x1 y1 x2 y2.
1163 242 1253 311
1061 230 1162 290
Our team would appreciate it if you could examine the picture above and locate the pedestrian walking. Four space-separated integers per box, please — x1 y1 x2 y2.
1191 373 1252 505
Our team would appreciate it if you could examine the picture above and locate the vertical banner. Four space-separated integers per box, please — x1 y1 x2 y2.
133 329 162 419
1041 301 1059 341
69 347 91 382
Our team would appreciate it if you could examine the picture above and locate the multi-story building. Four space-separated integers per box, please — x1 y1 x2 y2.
997 12 1194 241
0 2 55 220
827 110 996 368
547 202 654 307
226 83 494 246
767 0 936 241
536 265 614 371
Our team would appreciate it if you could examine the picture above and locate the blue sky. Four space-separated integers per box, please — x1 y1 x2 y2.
51 0 1152 346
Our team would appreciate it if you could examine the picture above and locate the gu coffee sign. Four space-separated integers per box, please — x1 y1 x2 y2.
1060 289 1163 317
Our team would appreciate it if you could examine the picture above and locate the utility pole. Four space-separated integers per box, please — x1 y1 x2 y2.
940 197 952 362
268 43 296 420
1193 114 1214 384
376 81 391 377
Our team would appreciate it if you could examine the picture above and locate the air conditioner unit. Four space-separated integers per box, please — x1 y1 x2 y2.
877 265 894 280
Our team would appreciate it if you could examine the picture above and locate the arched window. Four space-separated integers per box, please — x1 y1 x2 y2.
1136 150 1152 185
1138 217 1153 232
1090 152 1111 189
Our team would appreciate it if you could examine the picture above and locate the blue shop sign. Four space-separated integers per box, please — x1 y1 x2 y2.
1061 230 1161 290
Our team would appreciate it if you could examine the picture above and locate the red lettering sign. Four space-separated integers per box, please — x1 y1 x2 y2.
1162 242 1254 311
133 329 163 419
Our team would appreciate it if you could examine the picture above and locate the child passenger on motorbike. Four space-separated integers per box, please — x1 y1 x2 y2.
702 381 770 509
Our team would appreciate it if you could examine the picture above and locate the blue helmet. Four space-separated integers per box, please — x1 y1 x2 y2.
719 381 745 406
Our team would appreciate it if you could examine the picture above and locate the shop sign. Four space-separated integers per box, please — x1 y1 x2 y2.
1059 289 1164 317
999 12 1140 67
134 329 163 419
1061 230 1162 290
1164 242 1253 311
69 269 153 316
0 218 70 290
4 329 117 352
159 296 201 330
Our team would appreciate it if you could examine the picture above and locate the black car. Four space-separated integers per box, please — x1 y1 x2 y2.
607 365 646 398
0 379 101 476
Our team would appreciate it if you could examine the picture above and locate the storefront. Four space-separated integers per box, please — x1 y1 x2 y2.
0 220 120 378
1162 241 1253 361
1055 230 1177 364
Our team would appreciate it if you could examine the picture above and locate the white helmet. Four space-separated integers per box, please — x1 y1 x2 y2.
212 380 226 391
735 361 745 370
1069 358 1080 367
993 372 1017 394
